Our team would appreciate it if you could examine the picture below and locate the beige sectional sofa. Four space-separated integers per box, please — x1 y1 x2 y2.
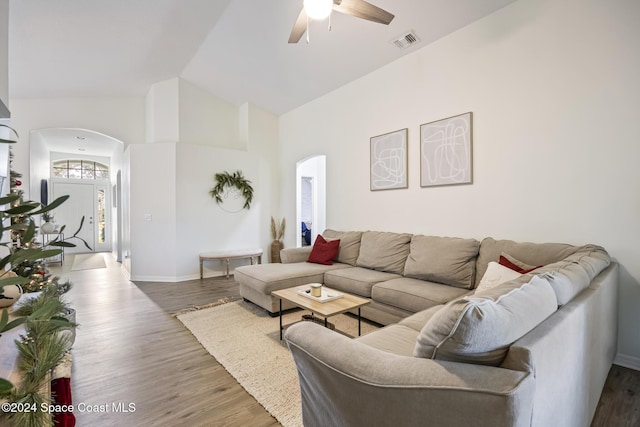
235 229 617 427
236 230 479 324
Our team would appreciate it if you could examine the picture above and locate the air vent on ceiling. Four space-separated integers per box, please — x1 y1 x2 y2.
391 31 420 49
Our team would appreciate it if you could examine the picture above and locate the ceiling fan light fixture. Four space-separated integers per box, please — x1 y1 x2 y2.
303 0 333 20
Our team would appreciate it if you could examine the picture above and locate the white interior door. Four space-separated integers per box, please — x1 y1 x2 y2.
51 181 103 253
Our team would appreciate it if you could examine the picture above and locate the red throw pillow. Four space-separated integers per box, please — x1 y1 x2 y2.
307 235 340 265
499 255 542 274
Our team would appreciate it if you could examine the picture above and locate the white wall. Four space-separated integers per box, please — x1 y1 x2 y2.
130 83 279 281
9 97 142 264
26 130 48 202
0 0 9 197
279 0 640 367
146 77 242 149
242 103 280 251
129 140 272 281
175 143 262 280
179 79 241 149
0 0 8 109
0 121 9 194
127 142 177 280
9 97 145 196
145 78 179 144
121 149 131 272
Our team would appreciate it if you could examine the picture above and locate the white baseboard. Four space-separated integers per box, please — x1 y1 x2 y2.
199 272 228 280
614 353 640 371
176 273 225 281
129 272 228 282
129 275 174 282
120 266 131 281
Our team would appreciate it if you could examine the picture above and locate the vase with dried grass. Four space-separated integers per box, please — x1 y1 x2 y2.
270 217 286 263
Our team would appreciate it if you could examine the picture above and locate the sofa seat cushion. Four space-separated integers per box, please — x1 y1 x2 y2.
322 229 363 266
404 235 480 289
414 275 558 366
397 305 444 332
356 231 412 274
324 267 401 298
356 324 420 357
234 262 349 294
372 278 470 313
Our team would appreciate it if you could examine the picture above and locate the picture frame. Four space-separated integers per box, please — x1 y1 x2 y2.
420 112 473 187
370 128 408 191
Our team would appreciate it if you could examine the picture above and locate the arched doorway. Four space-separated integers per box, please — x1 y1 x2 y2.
29 128 123 257
296 155 326 247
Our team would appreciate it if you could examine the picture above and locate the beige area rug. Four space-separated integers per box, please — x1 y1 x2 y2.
71 253 107 271
177 299 379 427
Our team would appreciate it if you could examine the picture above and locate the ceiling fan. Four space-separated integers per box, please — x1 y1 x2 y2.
289 0 395 43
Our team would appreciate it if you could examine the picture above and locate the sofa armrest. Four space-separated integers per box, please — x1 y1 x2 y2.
280 247 312 264
285 322 534 427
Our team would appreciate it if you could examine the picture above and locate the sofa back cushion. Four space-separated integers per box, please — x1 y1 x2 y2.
322 229 363 266
413 275 558 366
356 231 412 275
475 238 580 286
404 235 479 289
532 244 610 305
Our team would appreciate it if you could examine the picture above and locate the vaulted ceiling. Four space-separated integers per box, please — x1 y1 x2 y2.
9 0 517 115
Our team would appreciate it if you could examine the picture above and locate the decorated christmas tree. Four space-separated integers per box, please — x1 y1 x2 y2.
3 135 91 294
1 124 77 423
7 147 68 292
8 148 26 245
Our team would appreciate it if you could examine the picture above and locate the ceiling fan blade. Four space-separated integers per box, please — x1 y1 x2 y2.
288 8 308 43
333 0 394 25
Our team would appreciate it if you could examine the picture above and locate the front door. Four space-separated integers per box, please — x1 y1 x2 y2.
51 181 109 253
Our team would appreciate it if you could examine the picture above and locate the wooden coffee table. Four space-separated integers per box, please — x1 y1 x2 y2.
272 285 371 340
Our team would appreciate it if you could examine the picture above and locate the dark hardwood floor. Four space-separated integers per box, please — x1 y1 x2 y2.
54 255 278 427
52 254 638 426
592 365 640 426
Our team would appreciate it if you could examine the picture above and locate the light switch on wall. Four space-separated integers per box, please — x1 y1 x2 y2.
144 213 152 221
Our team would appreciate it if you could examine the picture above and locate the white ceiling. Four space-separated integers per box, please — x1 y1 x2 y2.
9 0 517 116
33 128 122 158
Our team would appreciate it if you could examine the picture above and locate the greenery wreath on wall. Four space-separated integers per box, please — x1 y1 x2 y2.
209 170 254 210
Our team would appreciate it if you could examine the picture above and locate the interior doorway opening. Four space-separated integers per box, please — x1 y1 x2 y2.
296 155 326 248
30 128 123 258
300 176 313 246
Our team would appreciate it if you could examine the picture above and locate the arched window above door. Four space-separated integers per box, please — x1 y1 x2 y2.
52 160 109 180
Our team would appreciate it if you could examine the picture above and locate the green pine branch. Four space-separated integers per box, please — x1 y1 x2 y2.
209 170 254 210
